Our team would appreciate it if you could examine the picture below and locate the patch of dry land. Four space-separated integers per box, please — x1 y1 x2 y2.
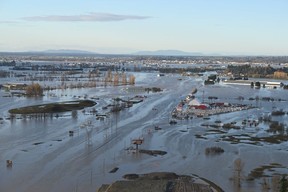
97 172 223 192
8 100 96 114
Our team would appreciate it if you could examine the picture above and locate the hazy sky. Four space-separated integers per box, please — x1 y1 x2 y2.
1 0 288 55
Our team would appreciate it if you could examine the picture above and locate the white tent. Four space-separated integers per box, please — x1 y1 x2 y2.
188 98 201 106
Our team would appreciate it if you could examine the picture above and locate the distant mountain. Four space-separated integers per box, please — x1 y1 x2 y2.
42 49 97 54
133 50 203 56
0 49 205 57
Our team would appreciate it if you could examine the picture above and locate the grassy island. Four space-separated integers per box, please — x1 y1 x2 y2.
9 100 96 114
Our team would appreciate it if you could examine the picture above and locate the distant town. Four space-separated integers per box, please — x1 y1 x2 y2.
1 51 288 66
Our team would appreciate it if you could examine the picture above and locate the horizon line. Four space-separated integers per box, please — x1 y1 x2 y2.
0 50 287 57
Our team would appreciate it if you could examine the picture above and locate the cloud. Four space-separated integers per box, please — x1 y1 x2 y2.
22 12 151 22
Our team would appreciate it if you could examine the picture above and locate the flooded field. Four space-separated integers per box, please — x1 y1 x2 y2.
1 71 288 192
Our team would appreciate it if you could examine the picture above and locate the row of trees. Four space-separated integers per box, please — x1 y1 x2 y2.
25 70 136 97
104 70 135 86
227 64 277 78
58 69 136 87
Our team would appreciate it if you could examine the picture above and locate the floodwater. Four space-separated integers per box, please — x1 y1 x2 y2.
0 72 288 192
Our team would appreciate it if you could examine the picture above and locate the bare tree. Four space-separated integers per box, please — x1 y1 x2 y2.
122 72 127 85
233 158 244 192
113 72 119 86
26 83 43 97
261 178 270 192
271 175 281 192
107 69 112 82
129 74 136 85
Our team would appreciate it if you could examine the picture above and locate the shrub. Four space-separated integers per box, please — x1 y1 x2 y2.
268 121 285 134
205 147 224 155
26 83 43 97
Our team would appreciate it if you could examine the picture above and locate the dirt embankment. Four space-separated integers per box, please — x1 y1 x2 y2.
97 172 224 192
